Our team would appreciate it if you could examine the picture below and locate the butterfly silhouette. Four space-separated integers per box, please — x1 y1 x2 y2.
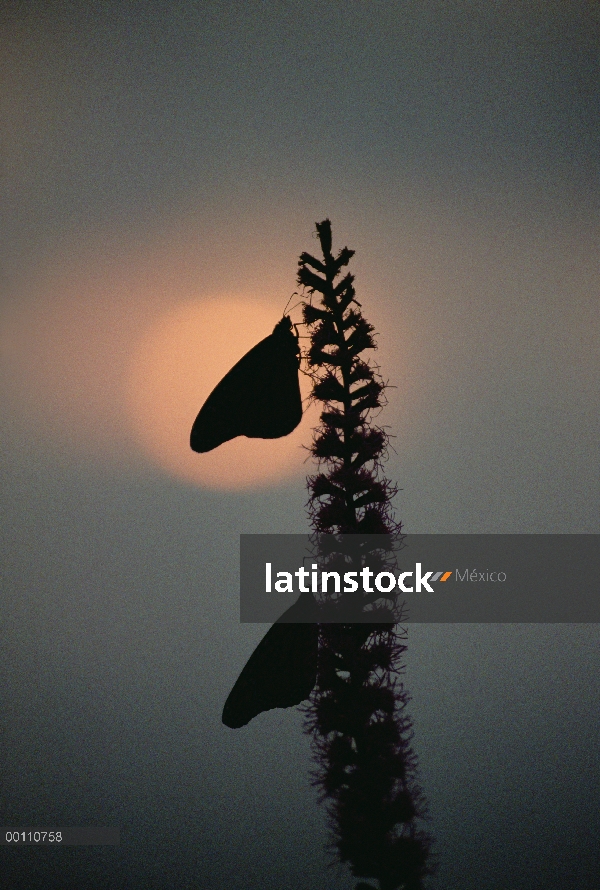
190 315 303 453
222 591 319 728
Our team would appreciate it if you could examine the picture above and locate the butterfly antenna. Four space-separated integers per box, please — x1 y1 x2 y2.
282 292 301 316
283 292 310 328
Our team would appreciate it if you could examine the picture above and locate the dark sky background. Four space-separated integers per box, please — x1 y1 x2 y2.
1 2 599 888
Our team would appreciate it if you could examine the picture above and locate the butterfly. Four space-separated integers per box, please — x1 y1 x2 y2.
222 591 319 728
190 315 303 453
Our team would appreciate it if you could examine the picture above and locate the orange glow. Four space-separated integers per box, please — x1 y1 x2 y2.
0 220 319 489
125 298 315 489
0 222 413 489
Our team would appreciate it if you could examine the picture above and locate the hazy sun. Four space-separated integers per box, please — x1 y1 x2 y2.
125 297 315 490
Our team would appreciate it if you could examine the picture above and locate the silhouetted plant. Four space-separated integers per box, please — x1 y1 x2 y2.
299 220 433 890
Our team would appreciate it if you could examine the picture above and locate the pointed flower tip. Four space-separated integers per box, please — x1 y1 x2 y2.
316 219 333 256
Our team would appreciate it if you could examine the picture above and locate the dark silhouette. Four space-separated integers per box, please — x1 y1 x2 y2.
222 591 319 728
190 315 302 453
219 219 433 887
299 220 433 889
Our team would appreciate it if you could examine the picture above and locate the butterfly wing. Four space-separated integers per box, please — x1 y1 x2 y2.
190 342 264 453
222 593 319 729
241 321 303 440
190 317 302 453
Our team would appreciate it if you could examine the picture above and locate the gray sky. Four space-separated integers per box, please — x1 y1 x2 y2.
1 3 598 888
